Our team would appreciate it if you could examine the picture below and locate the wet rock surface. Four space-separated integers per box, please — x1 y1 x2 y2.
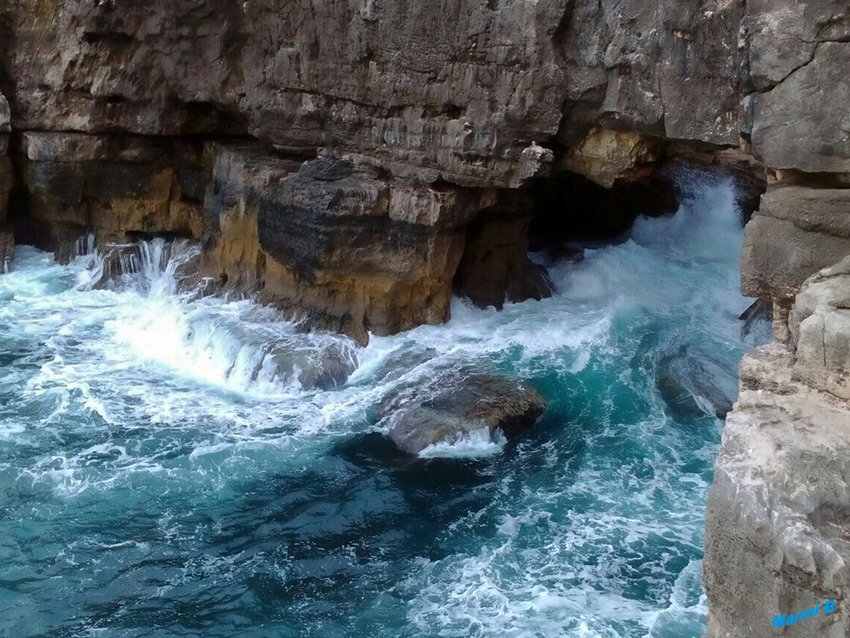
0 91 11 262
0 231 13 274
200 146 489 343
656 344 738 420
16 133 204 258
0 0 847 632
454 211 554 310
379 373 547 455
270 343 358 391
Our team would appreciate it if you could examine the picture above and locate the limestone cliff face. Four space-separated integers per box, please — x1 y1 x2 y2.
0 1 848 630
704 261 850 638
702 3 850 635
0 0 743 181
0 0 752 339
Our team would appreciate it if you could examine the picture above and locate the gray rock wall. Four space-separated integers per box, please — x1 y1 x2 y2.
0 0 756 336
0 0 744 187
705 262 850 638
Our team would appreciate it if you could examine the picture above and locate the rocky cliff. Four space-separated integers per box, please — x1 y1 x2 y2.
0 0 757 340
0 0 849 633
704 259 850 638
701 3 850 635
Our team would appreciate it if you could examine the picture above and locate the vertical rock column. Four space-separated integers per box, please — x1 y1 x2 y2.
0 91 13 272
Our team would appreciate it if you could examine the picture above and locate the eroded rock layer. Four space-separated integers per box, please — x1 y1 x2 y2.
17 132 205 260
0 90 12 272
704 0 850 623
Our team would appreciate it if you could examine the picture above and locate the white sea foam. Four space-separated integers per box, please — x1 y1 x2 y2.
0 171 765 636
419 428 507 459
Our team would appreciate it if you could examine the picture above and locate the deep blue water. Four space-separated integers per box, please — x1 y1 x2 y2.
0 178 764 637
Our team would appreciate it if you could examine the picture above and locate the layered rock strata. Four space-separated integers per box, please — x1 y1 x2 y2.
0 0 750 327
17 132 205 261
702 0 850 632
201 146 507 342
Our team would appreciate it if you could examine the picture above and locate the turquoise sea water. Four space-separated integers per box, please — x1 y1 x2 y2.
0 176 764 637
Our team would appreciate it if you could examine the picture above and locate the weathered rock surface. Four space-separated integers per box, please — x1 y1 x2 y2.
656 343 738 420
558 128 659 189
705 257 850 638
790 256 850 401
705 345 850 638
0 0 837 340
0 0 747 187
742 186 850 304
0 230 13 274
201 146 518 342
17 132 205 260
0 90 12 273
708 6 850 621
0 0 847 631
454 207 554 310
379 373 547 455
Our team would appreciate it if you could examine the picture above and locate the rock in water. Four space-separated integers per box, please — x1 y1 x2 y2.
379 373 547 455
656 343 738 420
269 343 358 391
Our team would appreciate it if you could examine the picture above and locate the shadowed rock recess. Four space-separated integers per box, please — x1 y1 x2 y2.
0 0 848 632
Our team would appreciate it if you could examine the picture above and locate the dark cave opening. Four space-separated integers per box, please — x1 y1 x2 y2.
452 164 681 309
451 149 767 311
526 167 679 260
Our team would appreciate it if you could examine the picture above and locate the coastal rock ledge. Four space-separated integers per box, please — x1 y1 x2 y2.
379 373 547 455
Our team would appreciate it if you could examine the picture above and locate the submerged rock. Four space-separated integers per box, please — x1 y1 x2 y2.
656 343 738 420
269 343 357 391
379 373 547 455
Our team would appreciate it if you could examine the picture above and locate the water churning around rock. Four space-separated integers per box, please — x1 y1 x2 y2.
0 175 765 637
